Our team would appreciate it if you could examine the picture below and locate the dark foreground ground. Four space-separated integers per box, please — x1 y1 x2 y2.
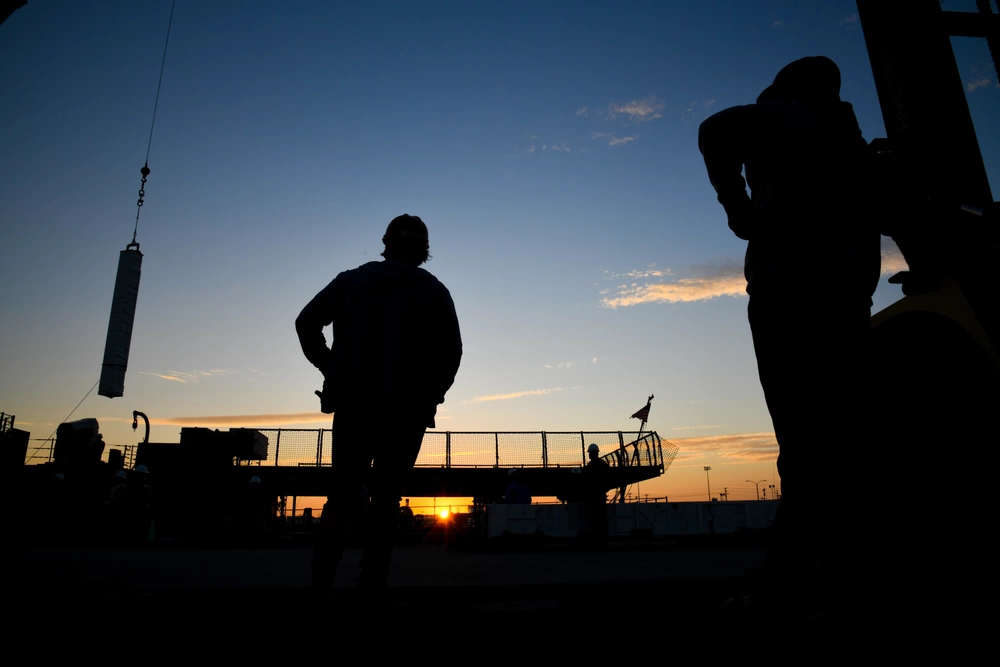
13 535 980 651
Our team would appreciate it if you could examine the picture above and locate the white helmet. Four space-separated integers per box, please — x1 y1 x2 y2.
135 464 148 474
115 470 127 479
250 476 261 484
54 473 66 481
588 443 600 454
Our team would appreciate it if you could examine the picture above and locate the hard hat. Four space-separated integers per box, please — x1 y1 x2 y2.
508 468 518 478
572 468 581 474
588 443 599 453
250 476 261 484
54 473 65 481
115 470 127 479
135 464 148 474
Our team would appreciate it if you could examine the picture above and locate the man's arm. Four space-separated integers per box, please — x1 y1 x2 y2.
698 104 758 240
295 277 341 372
430 287 463 404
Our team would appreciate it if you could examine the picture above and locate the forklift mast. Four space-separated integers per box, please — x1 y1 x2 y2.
859 0 999 367
859 1 999 494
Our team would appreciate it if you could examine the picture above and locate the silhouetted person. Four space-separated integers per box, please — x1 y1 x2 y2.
398 498 414 531
297 214 462 599
698 56 880 617
103 469 129 545
127 464 153 544
583 443 609 547
504 469 532 505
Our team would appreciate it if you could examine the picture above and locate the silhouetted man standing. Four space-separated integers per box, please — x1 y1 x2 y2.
698 57 880 617
583 443 609 547
297 214 462 598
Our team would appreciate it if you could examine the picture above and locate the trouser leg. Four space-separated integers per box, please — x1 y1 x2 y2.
358 419 426 588
311 413 372 590
749 296 872 607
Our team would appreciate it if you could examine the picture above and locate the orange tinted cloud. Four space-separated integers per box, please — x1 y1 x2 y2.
101 412 330 427
670 431 778 462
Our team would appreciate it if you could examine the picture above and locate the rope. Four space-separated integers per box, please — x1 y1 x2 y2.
24 379 100 463
132 0 176 246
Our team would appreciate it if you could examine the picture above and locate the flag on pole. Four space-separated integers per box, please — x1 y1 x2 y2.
630 395 653 422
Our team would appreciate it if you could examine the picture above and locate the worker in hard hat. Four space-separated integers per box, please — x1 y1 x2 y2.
583 444 610 547
504 468 532 505
127 464 153 544
297 214 463 599
103 469 129 544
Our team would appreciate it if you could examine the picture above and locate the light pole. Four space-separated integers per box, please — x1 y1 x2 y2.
768 484 777 500
704 466 712 501
747 479 766 501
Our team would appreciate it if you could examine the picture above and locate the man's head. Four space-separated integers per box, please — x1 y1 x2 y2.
382 214 430 265
588 443 600 461
757 56 841 105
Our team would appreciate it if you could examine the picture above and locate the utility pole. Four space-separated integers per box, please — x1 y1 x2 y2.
704 466 712 501
747 479 766 501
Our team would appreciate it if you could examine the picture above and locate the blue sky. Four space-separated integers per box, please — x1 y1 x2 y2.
2 0 997 502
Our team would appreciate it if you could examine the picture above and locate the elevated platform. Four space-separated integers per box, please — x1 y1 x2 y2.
136 429 678 500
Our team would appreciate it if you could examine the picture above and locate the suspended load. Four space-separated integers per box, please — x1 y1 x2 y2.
98 2 174 398
99 242 143 398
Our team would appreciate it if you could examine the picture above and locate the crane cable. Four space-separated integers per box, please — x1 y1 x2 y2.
131 0 175 248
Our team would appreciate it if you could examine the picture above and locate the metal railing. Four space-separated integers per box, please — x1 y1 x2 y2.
235 429 678 472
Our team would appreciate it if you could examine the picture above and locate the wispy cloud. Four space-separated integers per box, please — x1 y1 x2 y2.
576 107 589 117
544 361 575 369
464 387 575 404
967 76 993 92
772 20 783 27
101 412 331 427
591 132 606 140
672 425 724 431
841 14 858 26
671 432 779 463
603 266 673 279
608 135 638 146
140 369 234 384
703 99 716 108
601 261 746 308
607 96 664 125
881 237 909 275
551 142 571 152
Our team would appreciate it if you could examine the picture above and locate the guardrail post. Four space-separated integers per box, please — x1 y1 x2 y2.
446 432 451 468
580 432 586 467
274 429 281 466
317 430 323 467
494 432 499 468
541 432 548 468
618 432 626 504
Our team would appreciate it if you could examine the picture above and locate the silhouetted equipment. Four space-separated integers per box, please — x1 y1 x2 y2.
98 244 143 398
99 3 175 398
1 412 29 472
107 448 124 471
0 1 27 28
859 0 999 582
132 410 150 445
53 418 105 467
859 0 999 377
